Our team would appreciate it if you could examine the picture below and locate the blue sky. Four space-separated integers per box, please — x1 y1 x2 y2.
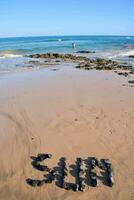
0 0 134 37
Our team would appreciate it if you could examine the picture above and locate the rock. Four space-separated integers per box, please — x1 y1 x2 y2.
103 159 112 169
96 58 108 65
102 159 114 182
76 50 95 54
129 70 134 74
79 181 86 192
30 54 40 58
75 65 81 69
90 173 97 187
51 68 58 71
44 170 56 183
98 160 105 170
32 161 51 172
63 182 71 190
107 172 114 187
36 153 52 161
29 61 40 65
37 180 45 187
79 171 85 177
128 80 134 84
100 159 115 187
59 157 68 188
26 179 41 187
44 179 53 184
91 157 98 169
117 64 133 70
77 158 87 192
64 183 77 191
76 61 95 70
61 169 68 177
129 55 134 58
116 71 129 77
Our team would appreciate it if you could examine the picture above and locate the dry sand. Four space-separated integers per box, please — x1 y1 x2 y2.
0 63 134 200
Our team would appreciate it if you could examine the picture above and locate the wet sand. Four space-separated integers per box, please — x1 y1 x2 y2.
0 63 134 200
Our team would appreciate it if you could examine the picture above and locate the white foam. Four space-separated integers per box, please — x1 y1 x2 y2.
108 50 134 59
0 53 23 59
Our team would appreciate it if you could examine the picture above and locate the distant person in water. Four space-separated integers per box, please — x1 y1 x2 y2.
72 42 76 48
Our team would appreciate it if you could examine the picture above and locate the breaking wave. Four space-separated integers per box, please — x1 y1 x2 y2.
108 50 134 59
0 50 23 59
0 53 23 59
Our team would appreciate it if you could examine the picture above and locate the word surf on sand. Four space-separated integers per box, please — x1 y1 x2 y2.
26 153 114 192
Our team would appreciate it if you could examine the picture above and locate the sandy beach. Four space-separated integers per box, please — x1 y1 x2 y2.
0 62 134 200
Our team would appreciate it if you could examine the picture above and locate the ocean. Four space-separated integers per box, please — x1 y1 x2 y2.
0 35 134 73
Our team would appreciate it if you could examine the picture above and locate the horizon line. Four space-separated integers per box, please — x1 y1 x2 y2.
0 34 134 39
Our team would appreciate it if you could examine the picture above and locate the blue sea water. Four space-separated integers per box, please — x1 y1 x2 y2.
0 35 134 73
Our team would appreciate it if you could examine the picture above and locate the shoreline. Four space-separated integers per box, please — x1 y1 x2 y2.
0 52 134 89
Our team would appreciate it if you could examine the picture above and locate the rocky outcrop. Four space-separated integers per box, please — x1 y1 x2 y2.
76 58 119 71
28 53 134 75
29 53 89 62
